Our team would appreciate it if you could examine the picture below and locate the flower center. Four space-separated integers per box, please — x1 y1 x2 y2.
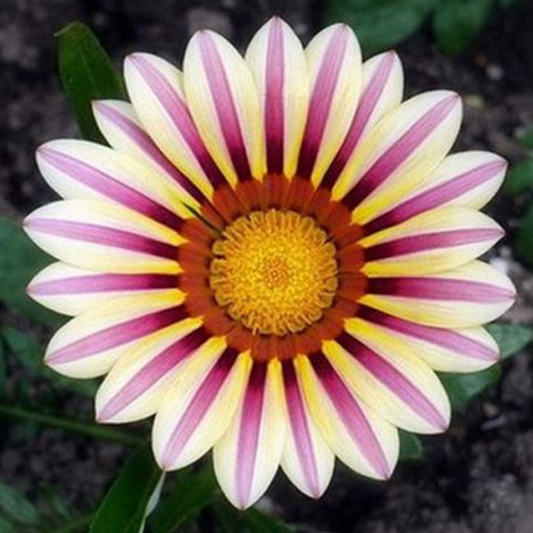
209 209 338 336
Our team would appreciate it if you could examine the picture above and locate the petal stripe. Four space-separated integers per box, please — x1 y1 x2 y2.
160 347 238 467
358 306 496 362
98 326 208 421
38 148 184 230
26 219 177 260
312 352 390 478
297 28 349 178
198 32 252 180
283 361 321 495
93 102 205 202
30 273 177 296
235 363 267 506
47 305 188 365
365 159 507 233
367 277 515 302
364 228 503 261
322 51 396 190
343 94 459 209
337 334 447 429
264 19 285 173
129 54 226 188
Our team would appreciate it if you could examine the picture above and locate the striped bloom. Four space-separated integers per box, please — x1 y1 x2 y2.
25 18 515 508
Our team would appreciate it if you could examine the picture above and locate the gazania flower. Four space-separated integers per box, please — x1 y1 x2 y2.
25 18 514 508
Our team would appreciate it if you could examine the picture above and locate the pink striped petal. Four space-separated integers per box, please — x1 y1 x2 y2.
36 140 184 229
44 291 185 378
281 361 334 498
184 30 265 184
24 200 181 274
326 324 451 434
96 322 207 423
28 262 177 316
214 360 285 509
297 354 399 479
365 151 508 233
153 345 251 470
322 51 403 190
124 53 226 191
298 24 362 185
361 261 516 328
246 18 309 177
358 306 499 372
333 91 462 224
360 207 504 276
93 100 206 207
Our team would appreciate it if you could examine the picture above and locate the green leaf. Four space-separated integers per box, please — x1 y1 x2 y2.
324 0 437 55
57 22 125 142
90 447 163 533
517 203 533 268
214 503 295 533
0 218 61 326
0 482 41 527
149 468 217 533
1 327 96 397
0 339 6 398
0 516 17 533
40 484 73 522
440 364 501 409
399 430 424 460
432 0 495 56
0 404 144 447
487 323 533 359
516 128 533 149
243 509 295 533
504 159 533 195
44 513 95 533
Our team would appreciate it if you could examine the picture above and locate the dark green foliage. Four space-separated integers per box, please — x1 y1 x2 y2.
57 22 125 142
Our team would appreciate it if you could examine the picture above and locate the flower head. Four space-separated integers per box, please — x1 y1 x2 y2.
25 18 515 508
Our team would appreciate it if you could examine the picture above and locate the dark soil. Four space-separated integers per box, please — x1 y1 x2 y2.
1 1 533 532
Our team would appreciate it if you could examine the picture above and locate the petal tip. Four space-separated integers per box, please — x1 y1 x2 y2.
91 99 106 113
125 52 151 72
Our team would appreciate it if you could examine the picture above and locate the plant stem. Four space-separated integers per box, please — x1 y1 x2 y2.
46 512 95 533
0 404 144 446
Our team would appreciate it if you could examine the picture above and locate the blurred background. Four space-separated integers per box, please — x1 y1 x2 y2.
1 1 533 532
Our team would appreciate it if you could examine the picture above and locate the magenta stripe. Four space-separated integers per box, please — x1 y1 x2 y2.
359 306 497 361
312 353 390 478
235 363 267 506
283 362 321 496
30 273 177 296
366 160 506 234
129 55 225 188
161 348 238 467
48 305 187 365
322 52 396 190
343 94 459 210
198 32 252 180
297 27 350 178
94 103 205 202
99 327 208 421
338 334 447 429
364 228 502 261
264 19 285 173
27 219 177 260
40 148 183 230
368 277 514 303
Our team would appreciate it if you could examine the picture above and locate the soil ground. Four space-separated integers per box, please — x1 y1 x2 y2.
1 1 533 532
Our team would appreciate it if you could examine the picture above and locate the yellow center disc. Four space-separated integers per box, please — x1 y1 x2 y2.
209 209 338 336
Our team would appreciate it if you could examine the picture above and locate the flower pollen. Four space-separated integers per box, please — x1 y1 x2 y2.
210 209 338 336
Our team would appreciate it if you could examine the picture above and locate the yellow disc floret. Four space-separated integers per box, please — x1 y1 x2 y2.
209 209 338 336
